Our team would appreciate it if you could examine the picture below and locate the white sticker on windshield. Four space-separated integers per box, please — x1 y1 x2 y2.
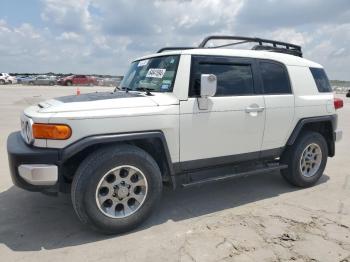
138 60 149 67
146 68 166 78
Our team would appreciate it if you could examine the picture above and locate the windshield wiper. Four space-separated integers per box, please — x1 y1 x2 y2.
119 86 131 93
113 86 121 92
136 87 155 96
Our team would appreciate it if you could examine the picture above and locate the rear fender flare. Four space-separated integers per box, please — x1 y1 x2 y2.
286 115 337 156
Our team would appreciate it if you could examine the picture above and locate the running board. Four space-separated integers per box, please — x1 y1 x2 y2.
181 164 288 188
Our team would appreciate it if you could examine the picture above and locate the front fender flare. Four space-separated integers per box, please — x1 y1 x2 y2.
60 131 175 176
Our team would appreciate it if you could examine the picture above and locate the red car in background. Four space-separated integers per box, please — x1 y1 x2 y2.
57 75 98 86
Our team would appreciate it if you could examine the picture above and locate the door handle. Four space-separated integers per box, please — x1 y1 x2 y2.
245 106 265 113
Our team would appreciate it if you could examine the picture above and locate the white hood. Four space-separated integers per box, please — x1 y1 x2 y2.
36 91 179 113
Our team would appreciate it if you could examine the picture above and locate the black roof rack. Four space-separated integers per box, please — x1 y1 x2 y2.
157 35 302 57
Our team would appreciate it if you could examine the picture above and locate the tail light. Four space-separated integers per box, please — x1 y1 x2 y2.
334 98 343 110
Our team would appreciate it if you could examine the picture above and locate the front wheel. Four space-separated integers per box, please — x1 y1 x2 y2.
71 144 163 234
281 131 328 187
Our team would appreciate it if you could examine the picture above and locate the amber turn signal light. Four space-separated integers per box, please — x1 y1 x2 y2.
32 123 72 140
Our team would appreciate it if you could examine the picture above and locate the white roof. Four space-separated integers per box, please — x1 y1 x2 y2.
135 48 322 68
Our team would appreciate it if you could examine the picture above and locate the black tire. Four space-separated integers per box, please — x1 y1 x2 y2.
281 131 328 187
66 81 72 86
49 81 55 86
0 79 5 85
29 81 34 85
71 144 163 234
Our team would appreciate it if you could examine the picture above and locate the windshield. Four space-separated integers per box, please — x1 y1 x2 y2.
119 55 180 92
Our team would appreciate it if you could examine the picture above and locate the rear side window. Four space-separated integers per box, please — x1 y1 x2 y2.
260 62 291 94
190 63 255 97
310 68 332 93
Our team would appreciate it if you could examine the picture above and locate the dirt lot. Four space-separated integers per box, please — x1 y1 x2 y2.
0 85 349 262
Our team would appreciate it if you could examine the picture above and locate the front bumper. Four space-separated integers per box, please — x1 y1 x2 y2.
7 132 61 192
18 164 58 186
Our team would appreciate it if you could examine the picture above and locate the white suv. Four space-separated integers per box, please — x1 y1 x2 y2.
7 36 343 234
0 73 17 84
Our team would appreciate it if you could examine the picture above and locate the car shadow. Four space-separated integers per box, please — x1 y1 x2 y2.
0 171 329 251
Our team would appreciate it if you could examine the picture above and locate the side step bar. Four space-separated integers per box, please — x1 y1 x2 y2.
182 164 288 188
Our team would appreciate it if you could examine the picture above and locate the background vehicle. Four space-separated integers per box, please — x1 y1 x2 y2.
20 75 56 85
7 36 343 234
97 77 122 87
0 73 17 84
19 76 36 85
0 75 8 85
16 75 31 84
57 75 97 86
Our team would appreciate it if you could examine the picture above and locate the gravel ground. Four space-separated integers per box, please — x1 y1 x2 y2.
0 85 349 262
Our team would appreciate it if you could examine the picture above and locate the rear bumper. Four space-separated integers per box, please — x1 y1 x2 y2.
334 129 342 142
7 132 61 192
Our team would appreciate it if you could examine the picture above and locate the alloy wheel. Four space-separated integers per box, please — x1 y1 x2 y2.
95 165 148 218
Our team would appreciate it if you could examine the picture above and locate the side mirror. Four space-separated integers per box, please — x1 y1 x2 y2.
200 74 217 97
198 74 217 110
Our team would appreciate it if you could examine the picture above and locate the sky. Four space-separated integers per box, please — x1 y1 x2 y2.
0 0 349 80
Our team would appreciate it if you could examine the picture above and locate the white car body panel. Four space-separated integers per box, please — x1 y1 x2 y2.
171 54 191 101
179 96 265 162
47 105 180 162
19 48 337 166
261 94 295 150
40 95 158 113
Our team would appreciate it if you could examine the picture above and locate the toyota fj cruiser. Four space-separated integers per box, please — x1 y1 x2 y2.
7 36 343 234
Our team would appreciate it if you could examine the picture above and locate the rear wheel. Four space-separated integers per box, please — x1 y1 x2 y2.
66 81 72 86
281 131 328 187
71 144 162 234
0 79 5 85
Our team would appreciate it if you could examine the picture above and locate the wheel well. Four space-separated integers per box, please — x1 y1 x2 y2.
60 138 172 186
289 121 334 157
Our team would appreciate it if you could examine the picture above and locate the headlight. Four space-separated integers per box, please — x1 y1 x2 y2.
20 117 34 144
